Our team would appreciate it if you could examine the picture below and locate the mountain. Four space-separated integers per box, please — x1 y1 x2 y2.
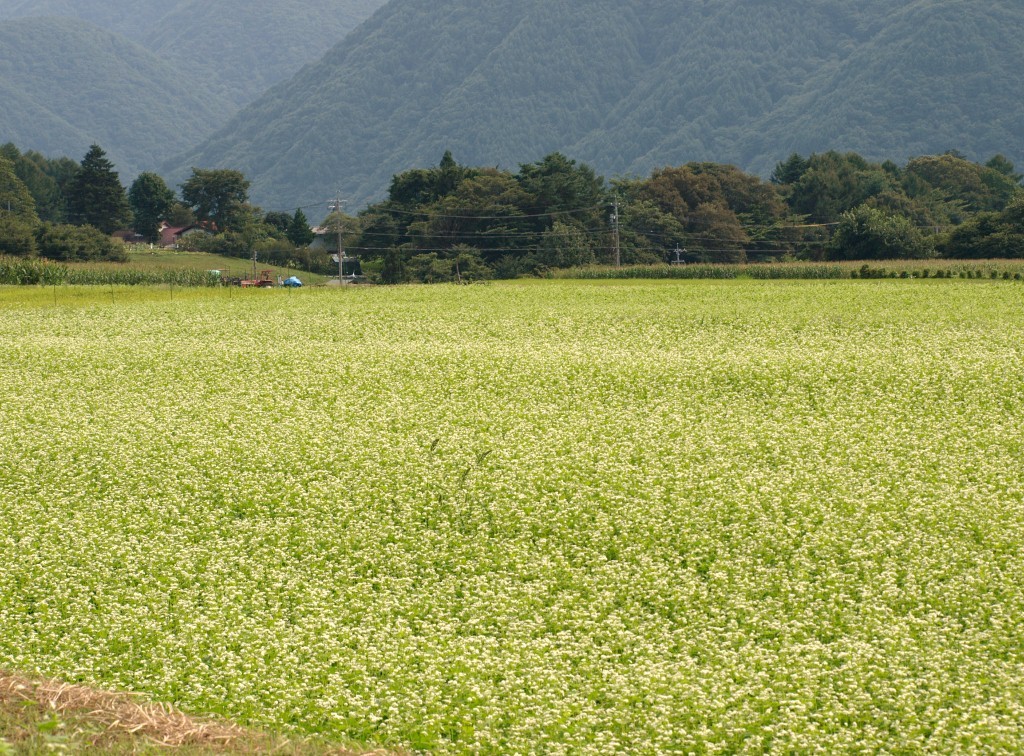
0 0 168 37
0 0 387 108
150 0 388 107
0 17 229 177
171 0 1024 211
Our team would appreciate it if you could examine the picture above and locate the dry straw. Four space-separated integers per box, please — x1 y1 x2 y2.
0 670 390 753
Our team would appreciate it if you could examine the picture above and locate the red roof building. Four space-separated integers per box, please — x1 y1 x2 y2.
159 223 213 248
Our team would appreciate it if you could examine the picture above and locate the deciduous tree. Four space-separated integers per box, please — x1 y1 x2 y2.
829 205 932 260
0 155 38 226
264 211 292 234
128 172 175 242
181 168 250 231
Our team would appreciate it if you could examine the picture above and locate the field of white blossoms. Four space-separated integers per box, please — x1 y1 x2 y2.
2 280 1024 753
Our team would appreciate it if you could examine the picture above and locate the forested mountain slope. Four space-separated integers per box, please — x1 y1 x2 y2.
0 17 229 177
735 2 1024 175
0 0 168 37
173 0 1024 210
140 0 388 107
0 0 387 107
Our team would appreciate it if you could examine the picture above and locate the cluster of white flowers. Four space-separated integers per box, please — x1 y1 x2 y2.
1 280 1023 752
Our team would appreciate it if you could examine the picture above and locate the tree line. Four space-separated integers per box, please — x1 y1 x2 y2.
342 149 1024 282
1 142 1022 280
0 143 327 269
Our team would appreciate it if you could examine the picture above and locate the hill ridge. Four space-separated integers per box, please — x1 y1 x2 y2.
168 0 1024 211
0 16 229 178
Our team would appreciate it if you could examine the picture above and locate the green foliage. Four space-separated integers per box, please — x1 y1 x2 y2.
35 222 127 262
348 150 1024 278
286 208 315 248
516 153 605 227
180 168 250 232
379 246 406 284
0 153 37 225
616 163 792 263
353 153 599 276
537 221 597 269
938 195 1024 258
986 154 1022 183
614 197 686 265
0 2 386 176
66 145 130 235
318 210 360 256
829 205 933 261
128 172 175 242
0 255 65 284
165 202 197 227
17 150 76 224
1 143 73 223
771 153 809 186
263 211 292 235
904 153 1019 213
399 168 533 265
165 2 386 104
189 231 244 258
783 152 897 223
554 263 852 280
189 227 333 275
20 136 1024 275
407 245 492 283
62 267 221 286
0 215 36 256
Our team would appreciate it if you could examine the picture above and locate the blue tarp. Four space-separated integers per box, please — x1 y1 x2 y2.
283 276 303 287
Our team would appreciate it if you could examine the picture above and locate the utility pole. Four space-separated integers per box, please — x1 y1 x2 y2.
611 199 621 268
328 193 347 280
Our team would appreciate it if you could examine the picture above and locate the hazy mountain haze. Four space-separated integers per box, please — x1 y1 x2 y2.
171 0 1024 210
2 0 1020 211
0 0 388 175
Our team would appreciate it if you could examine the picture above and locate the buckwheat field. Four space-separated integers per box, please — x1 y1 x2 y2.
2 280 1023 753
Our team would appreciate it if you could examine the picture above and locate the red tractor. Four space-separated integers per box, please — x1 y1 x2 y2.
240 269 276 288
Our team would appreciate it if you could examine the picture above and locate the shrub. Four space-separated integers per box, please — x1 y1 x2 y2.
36 224 127 262
407 246 493 284
829 205 934 260
0 216 37 257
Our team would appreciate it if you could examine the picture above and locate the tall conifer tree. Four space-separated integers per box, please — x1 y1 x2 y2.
67 145 131 234
287 208 314 247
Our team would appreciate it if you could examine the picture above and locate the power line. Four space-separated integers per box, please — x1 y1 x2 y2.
374 203 607 221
